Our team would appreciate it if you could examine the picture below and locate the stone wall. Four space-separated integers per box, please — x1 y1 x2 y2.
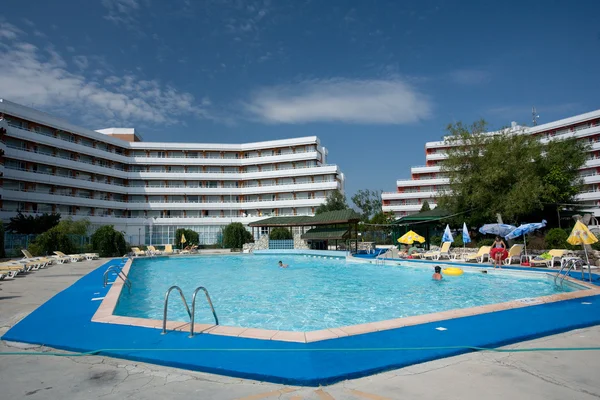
293 234 309 250
242 234 269 253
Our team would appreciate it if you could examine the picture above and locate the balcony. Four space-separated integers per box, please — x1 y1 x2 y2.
382 203 436 212
126 181 339 195
125 197 327 211
382 191 441 200
425 152 449 161
396 177 449 187
131 151 319 166
3 168 129 194
410 165 442 174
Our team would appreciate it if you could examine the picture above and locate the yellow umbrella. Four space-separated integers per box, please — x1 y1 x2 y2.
398 230 426 245
567 221 598 245
567 221 597 282
180 233 187 249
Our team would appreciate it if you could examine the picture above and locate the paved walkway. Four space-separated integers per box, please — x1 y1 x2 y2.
1 260 599 399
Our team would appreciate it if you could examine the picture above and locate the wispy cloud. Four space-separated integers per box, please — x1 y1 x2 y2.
449 69 490 85
0 26 211 126
0 21 22 40
244 78 432 125
101 0 142 27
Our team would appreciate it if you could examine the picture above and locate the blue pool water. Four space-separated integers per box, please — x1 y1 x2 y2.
114 255 578 331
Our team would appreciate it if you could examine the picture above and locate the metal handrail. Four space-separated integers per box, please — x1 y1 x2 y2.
162 286 192 335
189 286 219 337
554 258 584 288
103 265 131 293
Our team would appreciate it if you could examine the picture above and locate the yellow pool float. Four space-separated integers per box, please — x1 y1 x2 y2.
443 267 464 276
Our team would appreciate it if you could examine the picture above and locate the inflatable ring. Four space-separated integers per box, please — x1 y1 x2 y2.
443 267 464 276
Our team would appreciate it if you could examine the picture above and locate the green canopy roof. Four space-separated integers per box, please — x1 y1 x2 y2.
393 208 451 224
301 227 350 240
249 209 361 227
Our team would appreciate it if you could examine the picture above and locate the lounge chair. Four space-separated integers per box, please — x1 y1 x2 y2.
0 262 29 274
163 244 174 255
529 249 568 268
503 244 524 265
147 245 162 255
53 251 84 262
131 247 146 257
82 253 100 260
21 250 53 267
424 242 452 260
0 265 21 279
463 246 492 263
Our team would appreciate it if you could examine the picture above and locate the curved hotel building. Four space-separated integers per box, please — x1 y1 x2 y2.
0 99 345 245
382 108 600 217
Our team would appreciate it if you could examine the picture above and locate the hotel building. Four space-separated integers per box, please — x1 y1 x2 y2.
0 99 345 245
382 109 600 217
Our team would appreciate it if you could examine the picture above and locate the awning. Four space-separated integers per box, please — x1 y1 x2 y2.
301 227 350 240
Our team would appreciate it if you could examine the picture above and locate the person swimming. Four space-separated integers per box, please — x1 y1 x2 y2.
432 266 443 281
278 261 288 268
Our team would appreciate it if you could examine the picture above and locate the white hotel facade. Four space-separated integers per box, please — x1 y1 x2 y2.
0 99 345 245
382 109 600 217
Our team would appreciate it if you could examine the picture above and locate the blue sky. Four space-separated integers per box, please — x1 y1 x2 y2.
1 0 599 199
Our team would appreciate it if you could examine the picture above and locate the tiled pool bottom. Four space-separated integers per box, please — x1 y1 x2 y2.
3 258 600 385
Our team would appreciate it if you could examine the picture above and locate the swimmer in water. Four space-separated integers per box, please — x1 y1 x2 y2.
278 261 288 268
432 266 443 281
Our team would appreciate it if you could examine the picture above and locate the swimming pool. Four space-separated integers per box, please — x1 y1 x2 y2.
113 255 579 331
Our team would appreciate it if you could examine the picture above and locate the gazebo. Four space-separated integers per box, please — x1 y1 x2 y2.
392 208 451 250
248 209 362 251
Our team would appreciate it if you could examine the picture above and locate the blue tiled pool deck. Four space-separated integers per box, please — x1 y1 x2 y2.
2 257 600 386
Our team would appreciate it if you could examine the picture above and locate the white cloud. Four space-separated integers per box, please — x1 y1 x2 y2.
0 22 22 40
244 78 431 125
0 29 210 126
102 0 141 26
449 69 490 85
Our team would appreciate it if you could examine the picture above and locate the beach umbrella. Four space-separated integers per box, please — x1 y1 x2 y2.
567 221 598 282
462 222 471 249
397 230 425 245
479 223 517 237
504 220 547 258
442 224 454 244
180 233 187 249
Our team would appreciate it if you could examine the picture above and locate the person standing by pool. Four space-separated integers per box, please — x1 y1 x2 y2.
278 261 288 268
432 266 443 280
490 236 508 269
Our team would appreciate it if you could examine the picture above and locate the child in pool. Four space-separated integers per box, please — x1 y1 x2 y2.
278 261 288 268
432 266 443 281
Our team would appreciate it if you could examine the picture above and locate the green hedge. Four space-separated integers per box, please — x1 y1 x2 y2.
269 227 293 240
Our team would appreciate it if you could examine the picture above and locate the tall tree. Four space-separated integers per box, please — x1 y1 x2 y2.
351 189 382 220
316 190 349 215
6 212 61 234
438 120 587 227
420 201 431 212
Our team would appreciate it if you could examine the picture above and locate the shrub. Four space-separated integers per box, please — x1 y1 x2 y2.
544 228 569 249
7 212 61 234
477 238 495 247
91 225 127 257
174 228 199 248
269 227 293 240
223 223 253 249
429 235 442 246
30 227 77 256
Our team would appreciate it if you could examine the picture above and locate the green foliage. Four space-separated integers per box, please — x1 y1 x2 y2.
174 228 199 247
7 212 61 234
430 235 442 246
316 190 349 215
0 221 5 258
269 227 293 240
223 222 253 249
91 225 127 257
420 201 431 212
544 228 569 249
477 238 495 247
351 189 382 221
438 120 587 227
28 218 91 256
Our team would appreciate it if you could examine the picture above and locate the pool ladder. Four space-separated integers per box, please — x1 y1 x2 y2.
162 286 219 338
103 264 132 293
553 258 585 288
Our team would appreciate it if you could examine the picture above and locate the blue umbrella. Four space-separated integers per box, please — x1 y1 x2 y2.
442 224 454 244
479 223 517 237
462 222 471 245
505 220 547 257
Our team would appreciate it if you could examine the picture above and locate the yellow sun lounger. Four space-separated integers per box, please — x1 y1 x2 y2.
424 242 452 260
529 249 569 268
503 244 524 265
53 251 85 262
463 246 492 263
131 247 146 257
